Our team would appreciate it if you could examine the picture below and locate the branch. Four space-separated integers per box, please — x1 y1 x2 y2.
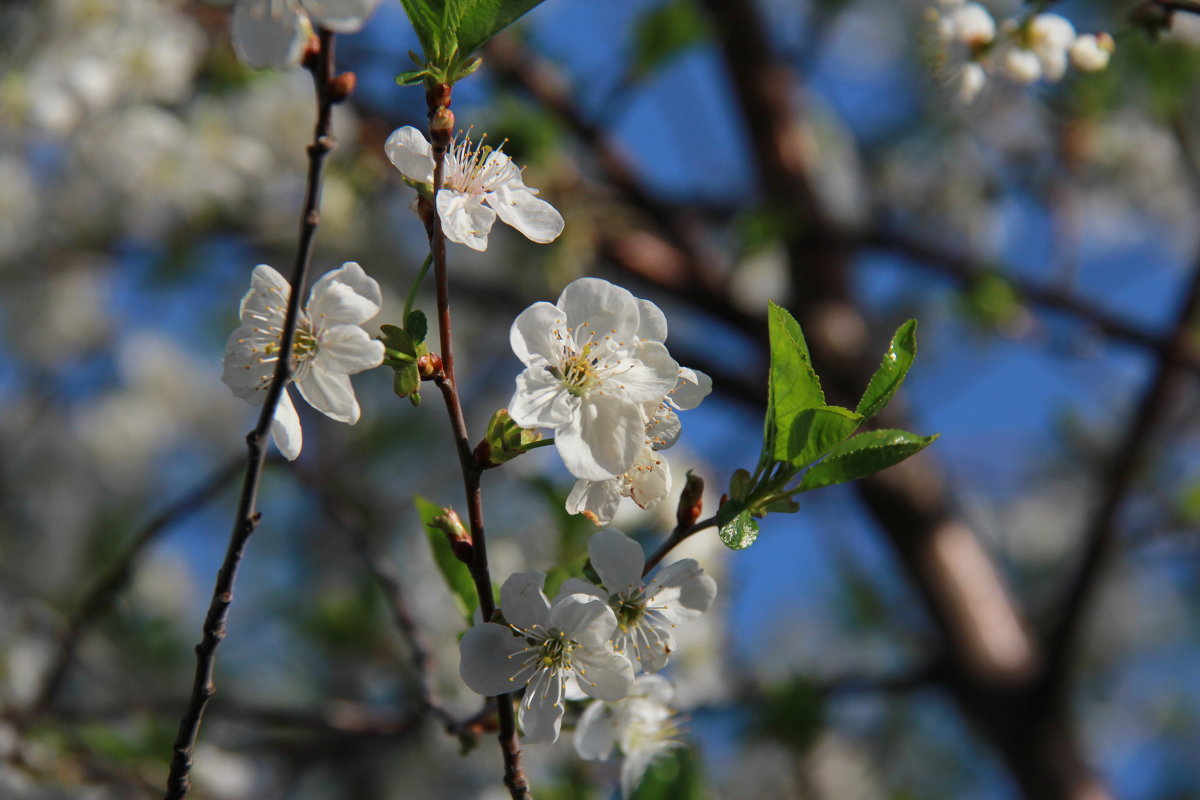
163 30 341 800
31 456 244 716
643 515 716 577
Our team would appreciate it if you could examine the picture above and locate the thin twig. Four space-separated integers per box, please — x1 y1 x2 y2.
162 30 340 800
31 456 244 716
643 515 717 577
423 85 530 800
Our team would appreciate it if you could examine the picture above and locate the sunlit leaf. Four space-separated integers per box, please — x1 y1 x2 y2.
855 319 917 420
717 500 759 550
767 302 824 461
787 405 861 468
798 430 938 492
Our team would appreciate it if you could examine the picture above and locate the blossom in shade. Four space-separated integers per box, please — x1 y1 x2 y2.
458 572 634 744
508 278 680 481
384 125 564 251
232 0 382 70
561 528 716 673
221 262 385 460
566 367 712 525
1070 33 1114 72
574 674 685 798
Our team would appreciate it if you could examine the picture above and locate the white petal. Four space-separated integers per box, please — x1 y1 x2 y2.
232 0 308 70
632 674 675 705
384 126 434 184
500 571 551 630
239 264 290 324
296 364 359 423
487 184 564 244
574 701 616 761
300 0 380 31
556 392 646 481
629 450 671 510
565 479 622 526
550 594 617 650
510 301 566 366
646 559 717 621
617 342 679 404
437 190 496 251
572 648 634 701
635 298 668 343
645 407 681 451
519 672 565 743
222 325 273 400
556 578 607 603
509 370 575 429
316 325 385 374
620 741 675 799
669 368 712 411
459 623 525 697
589 528 645 596
558 278 641 342
307 261 382 327
636 631 673 673
270 388 303 460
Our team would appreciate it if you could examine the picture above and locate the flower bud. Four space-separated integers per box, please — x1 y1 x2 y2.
474 409 542 468
301 34 321 69
676 471 704 529
431 509 473 564
417 352 442 379
329 71 357 104
426 83 452 113
430 106 455 134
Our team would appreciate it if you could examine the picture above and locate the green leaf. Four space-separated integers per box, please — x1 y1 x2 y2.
393 363 421 399
855 319 917 420
717 500 759 550
405 309 428 344
415 496 477 622
787 405 861 468
397 0 445 60
395 68 429 86
629 0 709 80
767 302 824 461
798 430 939 493
454 0 548 58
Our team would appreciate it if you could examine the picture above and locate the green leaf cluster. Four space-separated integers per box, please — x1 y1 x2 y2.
380 309 429 407
396 0 547 86
718 304 937 550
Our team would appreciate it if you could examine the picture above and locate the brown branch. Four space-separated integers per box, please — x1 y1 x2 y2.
31 456 243 716
163 30 341 800
643 515 717 577
422 84 529 800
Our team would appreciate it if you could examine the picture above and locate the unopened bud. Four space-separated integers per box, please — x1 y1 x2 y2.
417 352 442 379
301 35 321 69
329 71 357 103
676 471 704 529
426 83 452 113
431 106 455 133
431 509 473 564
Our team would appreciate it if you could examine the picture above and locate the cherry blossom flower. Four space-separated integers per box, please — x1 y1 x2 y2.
458 572 634 744
1070 33 1114 72
384 125 564 251
574 674 684 798
927 0 996 103
561 528 716 673
508 278 680 481
221 262 385 460
998 13 1075 85
232 0 382 70
566 367 712 525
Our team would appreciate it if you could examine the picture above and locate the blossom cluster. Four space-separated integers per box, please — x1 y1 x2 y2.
928 0 1114 103
458 528 715 789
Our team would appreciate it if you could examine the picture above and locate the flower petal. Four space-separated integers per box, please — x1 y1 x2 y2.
500 571 551 630
437 189 496 251
550 594 616 650
556 578 607 603
629 450 671 510
618 341 680 404
509 370 575 429
574 701 616 761
300 0 380 32
222 324 273 400
317 324 385 374
565 479 622 526
239 264 290 324
589 528 645 596
459 622 525 697
646 559 717 621
519 671 565 743
270 388 303 460
556 392 646 481
384 126 434 184
558 278 641 342
510 301 566 366
232 0 309 70
572 648 634 701
635 298 668 343
296 364 359 423
487 184 564 244
669 368 712 411
307 261 382 327
645 406 681 451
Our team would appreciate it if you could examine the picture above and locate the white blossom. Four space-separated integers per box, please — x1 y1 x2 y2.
458 572 634 743
221 262 385 460
1070 33 1114 73
508 278 681 481
232 0 382 70
574 674 685 798
566 367 712 525
384 125 564 251
561 528 716 673
927 1 995 103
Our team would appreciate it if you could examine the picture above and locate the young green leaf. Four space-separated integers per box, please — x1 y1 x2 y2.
766 302 824 461
717 499 759 550
405 309 428 344
855 319 917 420
398 0 445 61
454 0 548 58
415 496 477 622
786 405 862 468
797 430 939 493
